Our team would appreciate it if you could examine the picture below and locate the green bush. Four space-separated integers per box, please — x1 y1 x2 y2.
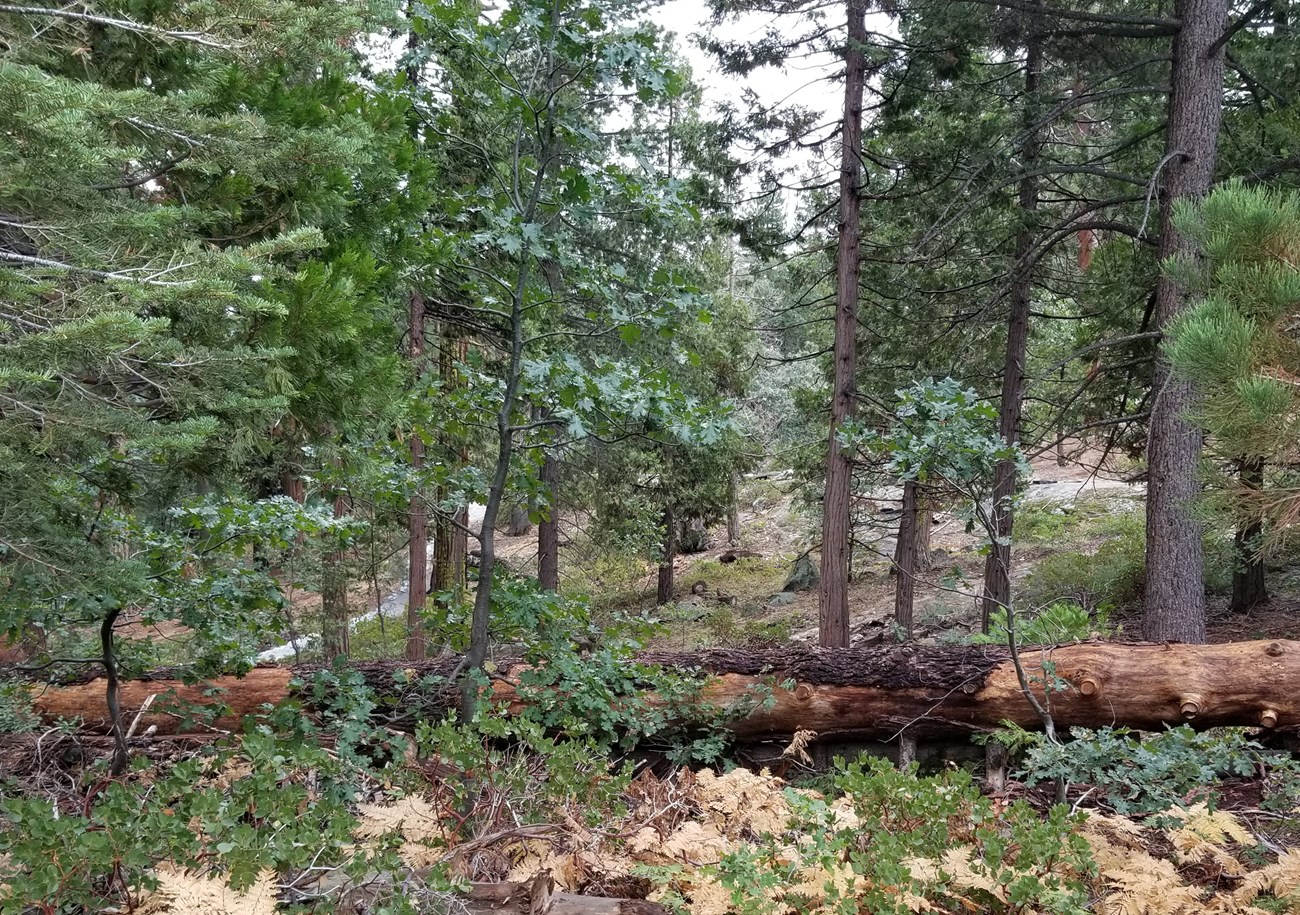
1016 725 1300 815
1022 512 1235 611
969 601 1115 646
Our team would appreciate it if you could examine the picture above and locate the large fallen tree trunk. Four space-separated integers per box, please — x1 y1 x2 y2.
21 639 1300 742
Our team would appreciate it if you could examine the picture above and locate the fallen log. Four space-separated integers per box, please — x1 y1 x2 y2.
460 881 665 915
20 639 1300 742
335 875 666 915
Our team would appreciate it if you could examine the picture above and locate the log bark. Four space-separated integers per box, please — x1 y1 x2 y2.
25 639 1300 742
459 881 666 915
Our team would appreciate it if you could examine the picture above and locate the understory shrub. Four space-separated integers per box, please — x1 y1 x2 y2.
1022 512 1235 611
969 601 1115 645
1015 725 1300 815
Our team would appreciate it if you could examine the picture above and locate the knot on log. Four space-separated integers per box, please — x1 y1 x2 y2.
1077 676 1100 697
1180 695 1203 720
1267 642 1286 657
1260 708 1279 728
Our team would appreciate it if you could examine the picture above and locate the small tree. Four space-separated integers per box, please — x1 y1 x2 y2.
1165 182 1300 610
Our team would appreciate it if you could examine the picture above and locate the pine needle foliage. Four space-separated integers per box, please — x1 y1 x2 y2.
0 1 407 656
1165 182 1300 536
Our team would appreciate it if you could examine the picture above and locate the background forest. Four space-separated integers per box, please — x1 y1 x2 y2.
4 0 1300 912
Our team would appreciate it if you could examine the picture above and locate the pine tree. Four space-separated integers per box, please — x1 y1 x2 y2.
1165 182 1300 598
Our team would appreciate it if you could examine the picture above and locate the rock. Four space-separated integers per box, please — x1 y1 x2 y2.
690 580 708 596
768 592 796 608
782 553 819 592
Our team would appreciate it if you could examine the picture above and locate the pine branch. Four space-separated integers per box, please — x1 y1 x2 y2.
0 251 192 286
0 5 240 49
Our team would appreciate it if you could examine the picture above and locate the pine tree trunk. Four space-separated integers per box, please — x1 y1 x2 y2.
505 504 532 537
407 291 428 661
538 450 560 592
657 506 676 605
819 0 866 649
916 500 933 573
432 325 466 603
981 14 1041 631
894 479 919 639
1143 0 1227 643
727 473 741 545
321 489 350 661
1231 456 1267 613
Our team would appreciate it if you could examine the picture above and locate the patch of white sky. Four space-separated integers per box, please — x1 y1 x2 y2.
653 0 844 211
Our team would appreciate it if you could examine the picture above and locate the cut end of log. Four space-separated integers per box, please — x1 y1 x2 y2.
1260 708 1279 728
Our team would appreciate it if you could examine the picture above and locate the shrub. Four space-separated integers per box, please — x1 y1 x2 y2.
970 601 1115 646
1016 725 1300 815
1022 511 1237 611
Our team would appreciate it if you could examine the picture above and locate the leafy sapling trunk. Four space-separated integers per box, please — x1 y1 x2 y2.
459 48 559 720
100 604 128 777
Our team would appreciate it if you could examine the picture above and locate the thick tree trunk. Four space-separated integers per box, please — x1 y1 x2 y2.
819 0 867 649
915 501 933 573
894 480 919 639
321 488 350 661
1231 457 1267 612
505 504 532 537
657 506 676 605
433 327 467 602
1143 0 1227 643
407 292 428 661
538 449 560 592
981 15 1041 631
31 640 1300 741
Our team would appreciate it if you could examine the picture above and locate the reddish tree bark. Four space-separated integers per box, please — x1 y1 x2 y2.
981 15 1041 630
819 0 867 649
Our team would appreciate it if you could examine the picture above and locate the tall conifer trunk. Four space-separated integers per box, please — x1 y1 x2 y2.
432 326 466 603
657 506 676 605
321 482 350 661
1231 457 1267 612
537 449 560 591
406 291 428 660
819 0 867 648
981 13 1041 630
1144 0 1228 643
